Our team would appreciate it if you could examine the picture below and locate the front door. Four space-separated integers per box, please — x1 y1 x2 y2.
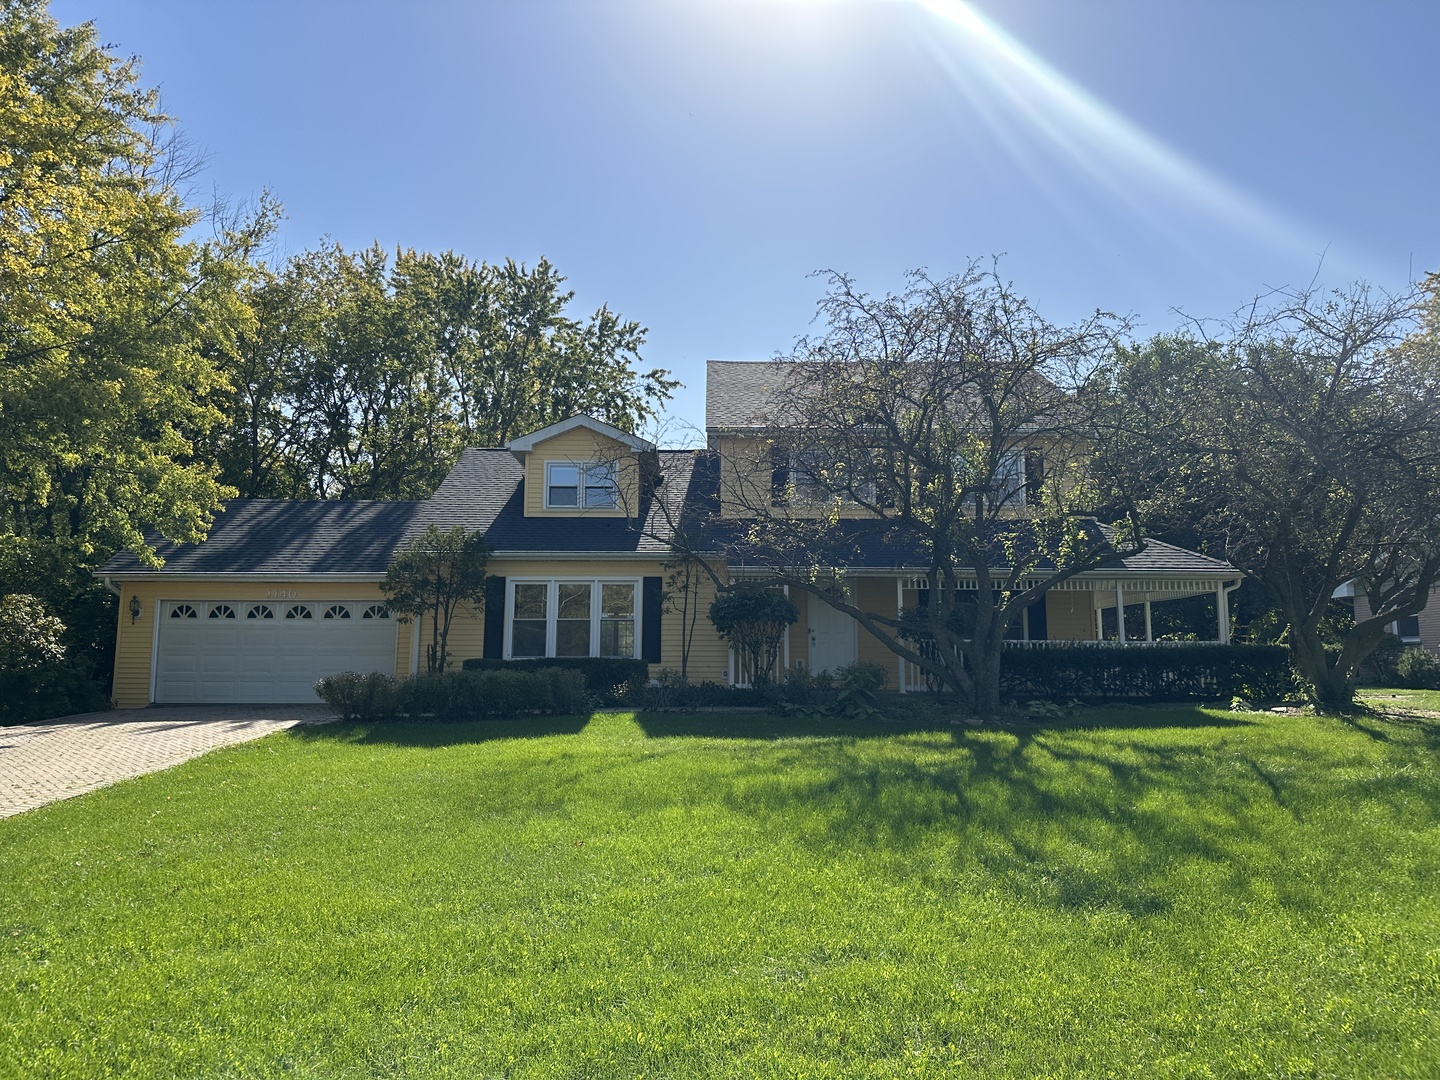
808 600 857 675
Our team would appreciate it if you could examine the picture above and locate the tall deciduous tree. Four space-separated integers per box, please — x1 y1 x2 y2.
1 1 274 702
1100 279 1440 710
716 266 1130 718
212 246 675 500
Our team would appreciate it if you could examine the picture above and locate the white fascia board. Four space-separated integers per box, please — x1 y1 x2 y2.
488 551 673 561
92 572 388 583
506 415 654 454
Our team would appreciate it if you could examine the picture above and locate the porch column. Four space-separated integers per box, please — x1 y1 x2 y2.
1216 581 1230 644
1116 583 1126 644
1094 603 1104 641
1144 599 1153 642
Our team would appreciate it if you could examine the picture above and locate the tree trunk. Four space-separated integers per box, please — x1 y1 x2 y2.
1289 622 1354 711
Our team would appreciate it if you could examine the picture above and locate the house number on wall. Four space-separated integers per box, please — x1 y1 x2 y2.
265 588 299 599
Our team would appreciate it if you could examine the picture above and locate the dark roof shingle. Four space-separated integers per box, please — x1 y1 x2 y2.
100 500 422 575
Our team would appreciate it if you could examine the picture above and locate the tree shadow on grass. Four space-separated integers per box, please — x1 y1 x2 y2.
287 713 595 748
636 703 1256 742
720 709 1440 920
635 710 954 741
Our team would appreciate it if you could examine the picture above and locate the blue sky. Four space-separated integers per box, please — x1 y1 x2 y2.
55 0 1440 439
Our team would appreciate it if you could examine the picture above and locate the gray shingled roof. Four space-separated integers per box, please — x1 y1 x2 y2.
706 360 792 430
100 500 422 575
407 448 711 553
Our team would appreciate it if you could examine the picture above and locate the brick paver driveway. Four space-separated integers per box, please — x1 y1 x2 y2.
0 705 332 818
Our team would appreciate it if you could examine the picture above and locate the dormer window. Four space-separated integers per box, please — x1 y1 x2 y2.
546 461 617 509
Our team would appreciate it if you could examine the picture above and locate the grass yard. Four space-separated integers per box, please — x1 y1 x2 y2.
3 694 1439 1078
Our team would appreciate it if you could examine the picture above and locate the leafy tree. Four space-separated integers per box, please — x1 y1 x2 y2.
1100 279 1440 710
212 246 676 500
715 266 1130 718
0 592 108 722
0 0 271 563
381 525 491 674
708 587 798 688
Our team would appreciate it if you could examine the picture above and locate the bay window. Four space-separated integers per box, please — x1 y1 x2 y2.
507 580 638 659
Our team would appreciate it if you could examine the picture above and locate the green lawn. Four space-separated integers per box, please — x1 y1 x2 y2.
3 695 1439 1078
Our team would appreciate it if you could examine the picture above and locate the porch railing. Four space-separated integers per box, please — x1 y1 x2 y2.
899 638 1228 692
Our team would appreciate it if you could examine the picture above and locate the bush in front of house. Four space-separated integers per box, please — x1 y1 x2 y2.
460 656 649 704
0 593 111 724
315 668 589 722
1395 647 1440 690
998 643 1295 703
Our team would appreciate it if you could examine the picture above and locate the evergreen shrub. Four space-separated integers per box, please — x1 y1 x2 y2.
315 668 589 722
460 656 648 703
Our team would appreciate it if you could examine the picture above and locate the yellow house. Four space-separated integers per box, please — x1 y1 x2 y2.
99 365 1241 706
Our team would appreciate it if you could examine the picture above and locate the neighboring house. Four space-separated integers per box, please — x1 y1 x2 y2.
1352 587 1439 655
99 361 1241 706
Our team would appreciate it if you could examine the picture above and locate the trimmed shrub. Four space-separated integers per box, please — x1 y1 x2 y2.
315 668 589 722
460 656 648 704
1395 647 1440 691
999 644 1295 703
313 671 400 721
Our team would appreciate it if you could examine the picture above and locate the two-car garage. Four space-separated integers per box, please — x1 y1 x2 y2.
152 599 399 704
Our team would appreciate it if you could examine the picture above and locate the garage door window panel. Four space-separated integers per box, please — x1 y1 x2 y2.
208 604 236 620
285 604 313 620
247 604 274 620
170 603 198 619
323 604 352 620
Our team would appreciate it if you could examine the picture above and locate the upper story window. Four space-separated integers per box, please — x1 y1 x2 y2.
545 461 617 509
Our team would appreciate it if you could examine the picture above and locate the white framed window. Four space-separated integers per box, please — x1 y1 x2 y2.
505 579 639 659
1390 615 1421 642
545 461 618 509
994 449 1027 508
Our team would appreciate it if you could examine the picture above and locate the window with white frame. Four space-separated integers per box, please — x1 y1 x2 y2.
1391 615 1422 642
507 580 638 659
994 449 1027 508
545 461 618 509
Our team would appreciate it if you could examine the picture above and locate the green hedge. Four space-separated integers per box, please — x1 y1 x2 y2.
460 656 649 704
998 644 1294 703
315 669 590 722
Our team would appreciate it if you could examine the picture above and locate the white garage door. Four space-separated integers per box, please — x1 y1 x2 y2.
154 600 399 704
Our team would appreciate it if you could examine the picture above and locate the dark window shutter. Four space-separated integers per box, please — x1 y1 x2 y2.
916 588 931 611
1025 450 1045 504
483 576 506 659
1027 592 1048 641
770 445 791 506
642 576 663 664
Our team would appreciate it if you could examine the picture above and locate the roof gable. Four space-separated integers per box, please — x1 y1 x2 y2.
506 415 654 453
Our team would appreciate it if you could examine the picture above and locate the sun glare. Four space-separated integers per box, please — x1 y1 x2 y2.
909 0 1325 262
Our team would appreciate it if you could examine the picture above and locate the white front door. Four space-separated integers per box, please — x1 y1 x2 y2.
808 600 857 675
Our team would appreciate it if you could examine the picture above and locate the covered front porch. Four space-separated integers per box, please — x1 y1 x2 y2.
727 568 1242 690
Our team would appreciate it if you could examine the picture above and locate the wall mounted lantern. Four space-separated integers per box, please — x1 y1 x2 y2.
129 595 141 624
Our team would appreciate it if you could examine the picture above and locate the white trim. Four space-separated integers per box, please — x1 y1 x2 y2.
98 573 387 583
506 414 654 453
504 576 643 661
543 460 618 510
148 600 163 703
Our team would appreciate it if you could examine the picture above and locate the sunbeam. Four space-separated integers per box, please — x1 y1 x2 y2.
910 0 1339 269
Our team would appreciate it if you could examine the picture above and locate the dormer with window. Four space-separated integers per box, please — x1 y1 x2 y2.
507 415 654 518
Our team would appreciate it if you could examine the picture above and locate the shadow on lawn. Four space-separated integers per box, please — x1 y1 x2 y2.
636 703 1256 742
721 707 1440 920
288 713 594 748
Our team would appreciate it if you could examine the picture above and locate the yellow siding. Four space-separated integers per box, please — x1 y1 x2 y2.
521 428 641 518
110 579 398 708
1046 590 1096 641
854 577 901 688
